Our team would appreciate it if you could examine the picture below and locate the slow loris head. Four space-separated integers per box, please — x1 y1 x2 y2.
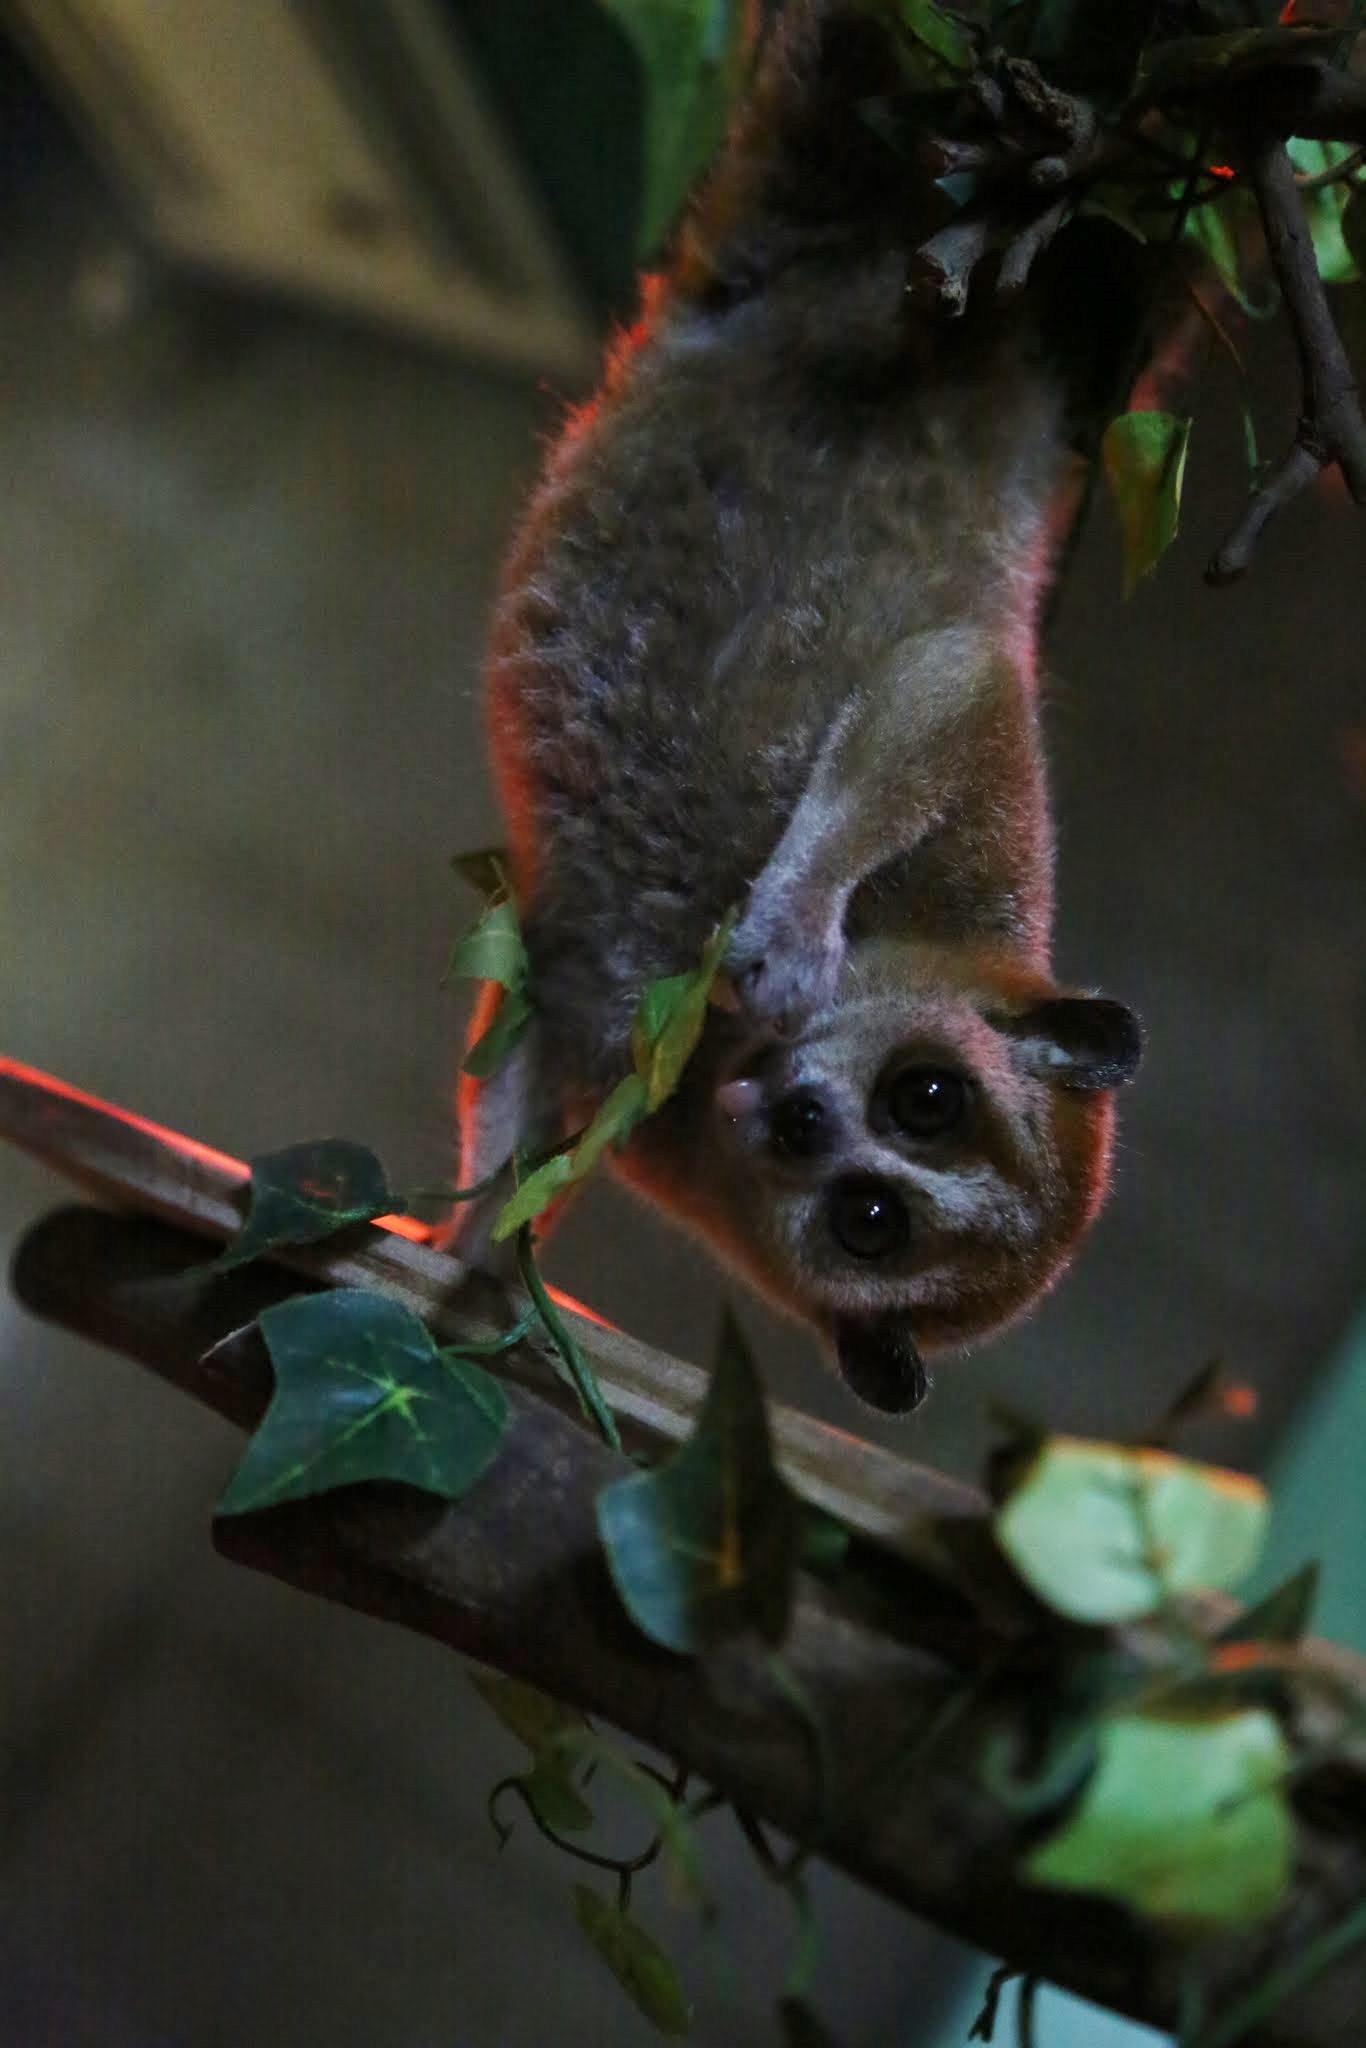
622 941 1141 1414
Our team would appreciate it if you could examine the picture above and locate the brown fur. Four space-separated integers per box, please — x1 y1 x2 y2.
448 1 1142 1412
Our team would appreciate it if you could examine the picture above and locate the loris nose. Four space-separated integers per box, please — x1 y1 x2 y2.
767 1089 832 1158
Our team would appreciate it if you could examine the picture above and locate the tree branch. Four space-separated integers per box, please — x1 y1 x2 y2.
1208 139 1366 583
5 1058 1366 2045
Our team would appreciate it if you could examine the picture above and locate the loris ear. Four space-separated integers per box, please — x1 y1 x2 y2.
1002 996 1144 1093
833 1314 930 1414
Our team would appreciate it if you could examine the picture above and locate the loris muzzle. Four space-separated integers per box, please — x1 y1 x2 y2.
447 1 1143 1413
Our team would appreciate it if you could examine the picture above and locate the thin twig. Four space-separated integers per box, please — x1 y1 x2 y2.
1207 139 1366 582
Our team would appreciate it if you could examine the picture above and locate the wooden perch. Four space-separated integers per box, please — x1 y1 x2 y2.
4 1058 1366 2045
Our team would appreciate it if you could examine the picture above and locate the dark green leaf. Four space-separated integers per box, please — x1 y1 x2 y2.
445 898 528 990
1101 411 1192 598
216 1139 397 1271
779 1997 838 2048
597 0 751 256
462 985 534 1079
217 1289 509 1515
1025 1708 1293 1924
994 1436 1268 1624
597 1308 798 1654
897 0 976 73
451 846 511 899
798 1507 852 1579
1183 187 1280 319
571 1886 691 2036
1217 1561 1320 1647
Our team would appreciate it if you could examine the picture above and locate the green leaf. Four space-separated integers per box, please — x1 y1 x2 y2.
462 985 534 1080
469 1670 589 1755
597 0 750 256
451 845 511 899
521 1754 595 1835
492 1151 579 1241
597 1308 797 1654
1288 137 1363 285
994 1436 1268 1625
1217 1561 1320 1647
217 1289 510 1515
1025 1708 1294 1925
445 897 528 991
897 0 977 73
631 913 736 1111
1101 411 1192 598
572 1887 691 2036
551 1730 709 1907
216 1139 397 1271
1183 187 1279 319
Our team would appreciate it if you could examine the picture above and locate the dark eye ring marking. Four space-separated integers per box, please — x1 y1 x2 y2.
886 1067 970 1140
827 1175 909 1261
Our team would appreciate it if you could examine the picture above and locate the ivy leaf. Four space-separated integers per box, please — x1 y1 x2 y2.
572 1886 691 2036
631 912 736 1111
217 1289 509 1516
1025 1708 1294 1925
597 0 750 256
446 897 527 990
1287 137 1363 285
215 1140 397 1271
597 1308 798 1654
994 1436 1268 1625
1101 411 1192 598
1217 1561 1320 1647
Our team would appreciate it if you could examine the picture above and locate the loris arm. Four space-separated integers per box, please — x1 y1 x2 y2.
729 629 1016 1025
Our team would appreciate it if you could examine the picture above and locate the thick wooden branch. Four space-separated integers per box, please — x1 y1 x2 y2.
5 1057 1366 2043
10 1199 1366 2048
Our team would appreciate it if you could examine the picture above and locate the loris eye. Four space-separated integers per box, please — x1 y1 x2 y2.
828 1176 909 1261
888 1068 968 1138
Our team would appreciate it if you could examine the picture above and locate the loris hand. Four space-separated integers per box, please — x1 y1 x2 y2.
727 884 845 1036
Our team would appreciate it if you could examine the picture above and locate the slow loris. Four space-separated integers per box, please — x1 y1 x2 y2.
450 0 1143 1413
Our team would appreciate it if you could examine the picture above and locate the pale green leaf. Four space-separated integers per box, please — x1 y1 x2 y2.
631 912 736 1110
1025 1708 1294 1925
1288 137 1363 285
995 1436 1268 1624
1101 411 1192 598
572 1887 692 2036
445 898 528 991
